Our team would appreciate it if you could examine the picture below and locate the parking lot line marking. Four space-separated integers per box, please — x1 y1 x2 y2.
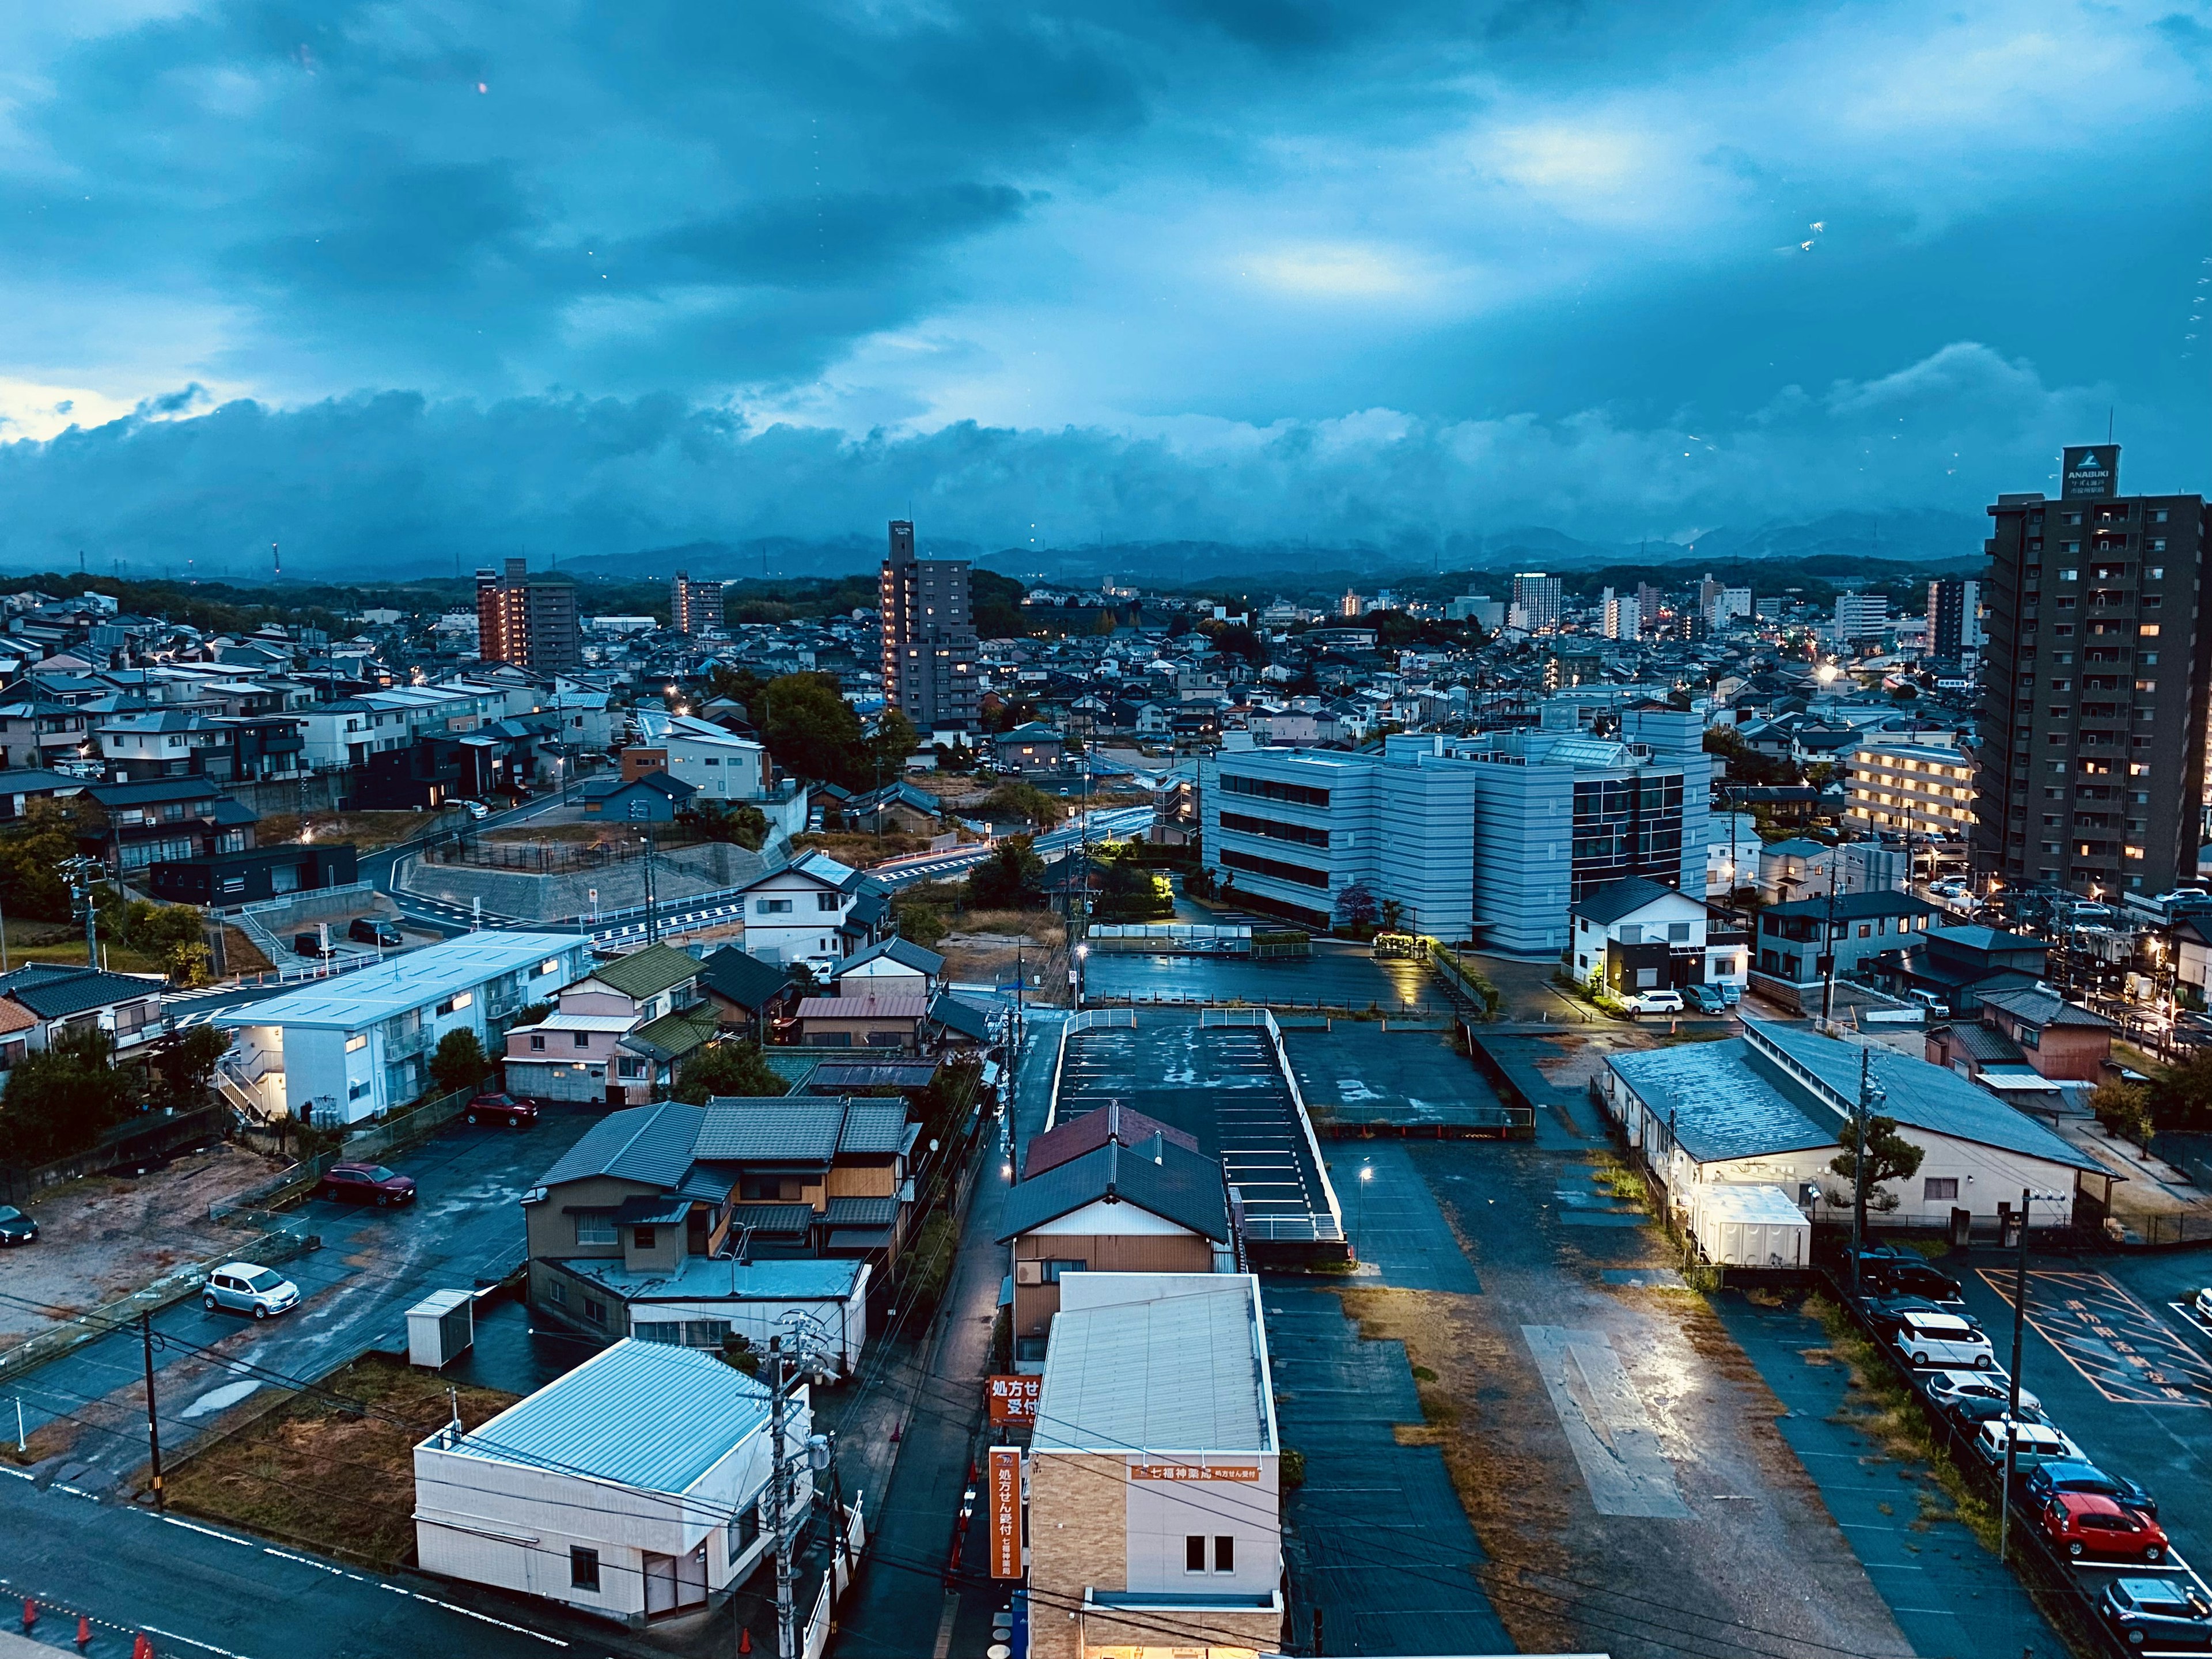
143 1624 255 1659
1978 1268 2212 1406
380 1580 570 1645
157 1515 256 1547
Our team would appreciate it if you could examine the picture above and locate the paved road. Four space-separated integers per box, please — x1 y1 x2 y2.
7 1105 597 1493
831 1012 1062 1659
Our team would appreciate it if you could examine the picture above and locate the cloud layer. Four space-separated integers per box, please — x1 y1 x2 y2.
0 341 2154 577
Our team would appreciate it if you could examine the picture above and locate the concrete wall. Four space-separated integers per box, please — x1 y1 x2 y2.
402 839 772 921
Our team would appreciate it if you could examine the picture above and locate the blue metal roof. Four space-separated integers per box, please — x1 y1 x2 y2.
553 1254 867 1303
1607 1040 1835 1164
452 1338 770 1493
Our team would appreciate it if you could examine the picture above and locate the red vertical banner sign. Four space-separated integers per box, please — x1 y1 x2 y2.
988 1447 1023 1579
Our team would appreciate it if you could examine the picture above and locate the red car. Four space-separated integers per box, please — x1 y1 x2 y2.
2043 1492 2169 1562
315 1162 418 1207
464 1092 539 1128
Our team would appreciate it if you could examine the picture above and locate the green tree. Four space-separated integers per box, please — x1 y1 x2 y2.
2147 1048 2212 1133
1335 881 1379 934
154 1025 230 1112
981 781 1066 829
971 570 1029 639
893 897 949 948
0 1025 137 1164
671 1041 789 1104
1379 898 1406 934
428 1029 490 1099
761 672 874 789
966 839 1046 910
0 798 84 923
678 801 768 850
872 709 921 782
2090 1078 2154 1150
1827 1114 1925 1226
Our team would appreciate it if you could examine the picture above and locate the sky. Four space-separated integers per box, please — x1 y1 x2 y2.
0 0 2206 575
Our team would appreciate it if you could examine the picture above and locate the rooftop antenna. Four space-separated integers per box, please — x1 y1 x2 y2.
2108 406 2115 444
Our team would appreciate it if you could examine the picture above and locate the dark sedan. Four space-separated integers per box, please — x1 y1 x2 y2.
463 1092 539 1128
1861 1294 1984 1339
315 1162 418 1207
0 1205 37 1245
2024 1459 2157 1520
1939 1395 2046 1431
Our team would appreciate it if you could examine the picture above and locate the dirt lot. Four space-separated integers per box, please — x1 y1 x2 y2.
256 810 458 851
0 1144 285 1346
937 908 1067 986
165 1352 519 1567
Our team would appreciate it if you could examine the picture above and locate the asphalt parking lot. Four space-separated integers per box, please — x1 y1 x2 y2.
1286 1024 1517 1133
7 1101 603 1492
1949 1243 2212 1577
1081 940 1442 1012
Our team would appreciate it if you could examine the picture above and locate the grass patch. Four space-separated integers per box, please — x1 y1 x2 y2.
164 1353 518 1569
1805 1293 1997 1551
258 810 460 851
1590 1157 1649 1209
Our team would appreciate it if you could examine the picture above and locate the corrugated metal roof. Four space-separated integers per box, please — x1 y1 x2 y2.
796 995 927 1020
522 1012 637 1032
445 1338 770 1493
1608 1040 1834 1164
1033 1276 1270 1455
213 931 588 1031
554 1255 864 1304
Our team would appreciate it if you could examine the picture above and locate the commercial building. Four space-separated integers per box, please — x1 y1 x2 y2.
1509 572 1562 632
413 1338 806 1626
1599 1016 2104 1231
1973 448 2210 898
1024 1272 1283 1659
1926 578 1983 660
214 931 594 1124
1843 741 1977 840
879 519 979 733
476 556 582 671
1197 703 1710 955
669 571 724 637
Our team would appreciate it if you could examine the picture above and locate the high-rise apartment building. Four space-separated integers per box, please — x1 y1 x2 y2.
670 571 724 637
1601 589 1641 640
1833 591 1890 641
475 558 581 671
1926 578 1983 660
879 520 980 732
1511 572 1562 632
1972 446 2210 897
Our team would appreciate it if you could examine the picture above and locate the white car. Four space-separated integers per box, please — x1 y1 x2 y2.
1923 1369 2039 1415
1625 989 1685 1015
453 798 491 820
1895 1309 1995 1369
2192 1286 2212 1323
1970 1419 2084 1470
201 1261 301 1320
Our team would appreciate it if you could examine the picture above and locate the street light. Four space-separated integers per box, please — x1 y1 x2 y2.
1073 942 1089 1012
1356 1162 1373 1260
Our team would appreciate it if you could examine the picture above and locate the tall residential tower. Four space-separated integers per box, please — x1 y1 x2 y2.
878 520 980 732
475 557 581 671
1972 446 2210 898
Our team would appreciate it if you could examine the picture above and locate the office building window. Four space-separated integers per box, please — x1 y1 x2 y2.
1214 1536 1234 1573
1186 1536 1207 1574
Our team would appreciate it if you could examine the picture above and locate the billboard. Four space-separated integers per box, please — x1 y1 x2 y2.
2062 445 2119 501
988 1374 1040 1426
988 1448 1024 1579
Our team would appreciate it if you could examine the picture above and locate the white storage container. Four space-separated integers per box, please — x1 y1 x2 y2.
407 1289 476 1369
1691 1183 1810 1268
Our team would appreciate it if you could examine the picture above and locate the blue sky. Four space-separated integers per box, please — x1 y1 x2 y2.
0 0 2206 571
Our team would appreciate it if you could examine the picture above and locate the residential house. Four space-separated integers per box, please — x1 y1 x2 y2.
214 931 594 1124
1567 875 1747 998
1877 923 2049 1016
0 999 35 1071
0 700 91 771
581 771 698 823
1021 1100 1199 1179
1751 890 1942 1013
1025 1272 1285 1659
733 852 889 965
626 712 769 802
147 842 358 906
695 946 798 1041
522 1094 915 1338
828 937 943 1001
790 994 927 1052
997 1135 1233 1369
840 781 942 836
1599 1015 2105 1232
79 775 257 877
503 943 705 1104
0 963 169 1058
996 722 1066 776
1929 987 2115 1084
0 768 85 823
414 1338 810 1625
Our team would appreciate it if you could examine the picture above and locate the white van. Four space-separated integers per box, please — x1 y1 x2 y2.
1895 1309 1994 1369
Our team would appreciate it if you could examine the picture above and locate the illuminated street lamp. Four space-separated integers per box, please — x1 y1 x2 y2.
1356 1161 1374 1260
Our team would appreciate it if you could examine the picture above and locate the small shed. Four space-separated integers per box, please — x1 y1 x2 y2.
407 1290 476 1369
1690 1183 1809 1269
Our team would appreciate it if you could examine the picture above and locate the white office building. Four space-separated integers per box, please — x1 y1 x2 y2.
1199 703 1710 956
215 931 595 1124
1833 591 1891 641
1510 573 1562 632
1601 589 1641 641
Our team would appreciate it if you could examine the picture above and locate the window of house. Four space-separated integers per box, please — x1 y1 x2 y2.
1039 1259 1089 1283
1214 1536 1234 1574
1618 925 1642 945
583 1296 607 1325
574 1030 591 1048
1185 1536 1207 1574
1924 1178 1959 1201
346 1033 367 1053
684 1320 729 1347
756 898 793 915
1667 922 1691 942
632 1226 656 1250
1857 923 1872 938
570 1548 600 1592
575 1213 617 1245
728 1498 762 1563
548 1278 567 1305
816 892 842 911
636 1321 681 1343
531 1033 546 1051
617 1056 647 1079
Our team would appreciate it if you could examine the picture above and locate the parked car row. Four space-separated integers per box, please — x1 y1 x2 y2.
1856 1250 2206 1649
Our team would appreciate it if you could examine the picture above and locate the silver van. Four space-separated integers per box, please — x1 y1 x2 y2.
202 1262 301 1320
1895 1309 1993 1369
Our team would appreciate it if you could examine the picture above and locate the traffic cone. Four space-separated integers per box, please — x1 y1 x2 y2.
22 1599 35 1630
77 1615 92 1647
133 1634 151 1659
738 1630 752 1654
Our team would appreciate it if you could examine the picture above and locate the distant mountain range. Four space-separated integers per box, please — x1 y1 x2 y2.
552 507 1985 591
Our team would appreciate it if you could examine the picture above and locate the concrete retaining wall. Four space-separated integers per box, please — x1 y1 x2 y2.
400 839 774 920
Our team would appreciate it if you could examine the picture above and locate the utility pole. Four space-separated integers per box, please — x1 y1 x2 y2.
141 1315 164 1510
767 1343 797 1659
642 830 658 946
1820 864 1839 1027
1848 1046 1882 1295
59 857 102 969
1998 1187 2047 1565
